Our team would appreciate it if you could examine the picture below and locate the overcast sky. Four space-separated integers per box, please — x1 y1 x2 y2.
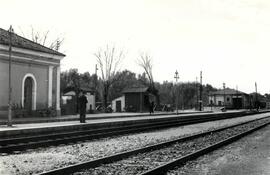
1 0 270 94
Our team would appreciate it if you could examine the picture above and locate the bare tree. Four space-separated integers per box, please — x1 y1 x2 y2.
137 52 154 87
137 52 160 106
19 26 64 51
94 45 125 110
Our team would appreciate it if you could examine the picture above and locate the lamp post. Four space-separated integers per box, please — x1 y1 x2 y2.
255 82 258 111
174 70 179 115
236 85 238 109
196 77 198 110
199 71 203 111
7 25 14 127
223 83 226 111
94 64 98 111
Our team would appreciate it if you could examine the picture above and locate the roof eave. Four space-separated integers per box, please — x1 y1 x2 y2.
0 43 65 60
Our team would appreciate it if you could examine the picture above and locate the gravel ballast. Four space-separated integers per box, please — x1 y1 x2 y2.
73 118 270 175
0 113 269 175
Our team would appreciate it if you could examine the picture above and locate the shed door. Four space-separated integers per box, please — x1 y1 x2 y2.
233 97 242 109
116 100 121 112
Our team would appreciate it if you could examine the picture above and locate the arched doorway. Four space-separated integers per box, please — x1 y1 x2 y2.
22 74 37 112
24 77 33 113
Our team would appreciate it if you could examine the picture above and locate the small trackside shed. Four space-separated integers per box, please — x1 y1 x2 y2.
122 87 155 112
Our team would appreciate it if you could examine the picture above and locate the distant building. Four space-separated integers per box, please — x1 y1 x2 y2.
266 101 270 109
61 87 95 115
249 92 269 109
208 88 250 109
0 28 65 118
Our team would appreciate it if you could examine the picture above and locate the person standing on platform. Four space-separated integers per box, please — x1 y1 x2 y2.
151 101 155 114
78 91 88 123
149 100 154 115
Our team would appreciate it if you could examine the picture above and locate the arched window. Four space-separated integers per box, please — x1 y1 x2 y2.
22 73 37 110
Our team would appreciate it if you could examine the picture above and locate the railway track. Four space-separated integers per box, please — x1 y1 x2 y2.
0 111 263 153
37 116 270 175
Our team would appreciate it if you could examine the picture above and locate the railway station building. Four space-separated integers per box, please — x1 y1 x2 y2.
0 28 65 118
208 88 250 109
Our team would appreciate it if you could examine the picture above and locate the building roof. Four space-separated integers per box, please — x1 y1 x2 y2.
122 87 149 93
112 95 124 102
209 88 247 95
80 87 95 93
63 86 95 94
0 28 65 56
63 91 76 96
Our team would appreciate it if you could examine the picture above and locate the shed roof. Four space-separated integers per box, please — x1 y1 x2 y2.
0 28 65 56
122 87 149 93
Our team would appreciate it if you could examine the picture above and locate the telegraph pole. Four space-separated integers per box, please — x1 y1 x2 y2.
196 77 198 110
223 83 226 111
199 71 203 111
95 64 98 88
7 25 13 127
94 64 98 110
255 82 258 111
236 85 238 109
174 70 179 115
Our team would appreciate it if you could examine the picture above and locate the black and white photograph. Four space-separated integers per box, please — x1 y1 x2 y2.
0 0 270 174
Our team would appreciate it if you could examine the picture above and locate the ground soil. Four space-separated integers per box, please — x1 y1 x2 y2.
173 124 270 175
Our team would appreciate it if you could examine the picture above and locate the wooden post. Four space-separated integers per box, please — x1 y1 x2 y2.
7 25 13 127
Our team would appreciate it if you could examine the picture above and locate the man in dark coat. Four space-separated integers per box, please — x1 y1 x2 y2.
149 101 154 115
78 91 88 123
151 101 155 114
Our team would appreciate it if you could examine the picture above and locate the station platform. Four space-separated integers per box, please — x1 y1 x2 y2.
0 111 214 136
0 110 207 125
0 110 257 138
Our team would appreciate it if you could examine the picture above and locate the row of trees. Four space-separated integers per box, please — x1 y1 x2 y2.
61 68 217 110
